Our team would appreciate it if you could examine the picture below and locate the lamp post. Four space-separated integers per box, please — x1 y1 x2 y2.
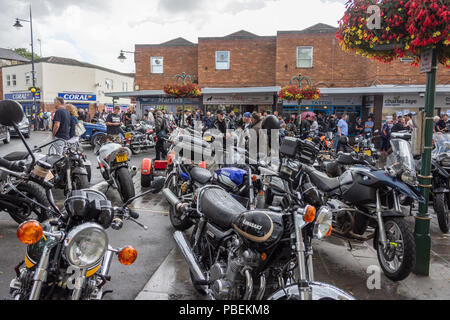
14 4 37 113
172 72 193 128
117 50 135 63
289 73 312 132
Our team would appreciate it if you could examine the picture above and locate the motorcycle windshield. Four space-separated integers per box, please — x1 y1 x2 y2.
433 133 450 156
386 139 415 172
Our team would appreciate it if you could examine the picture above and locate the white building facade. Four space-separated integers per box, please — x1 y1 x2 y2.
1 56 134 116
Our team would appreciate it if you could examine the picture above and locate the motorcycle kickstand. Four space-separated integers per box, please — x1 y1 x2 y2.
347 240 353 252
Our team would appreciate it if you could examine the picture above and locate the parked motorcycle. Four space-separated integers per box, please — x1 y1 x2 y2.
2 139 91 195
162 167 354 300
431 133 450 233
123 121 156 155
280 136 424 281
96 142 137 202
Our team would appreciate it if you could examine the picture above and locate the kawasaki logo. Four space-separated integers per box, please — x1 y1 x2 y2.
242 219 262 231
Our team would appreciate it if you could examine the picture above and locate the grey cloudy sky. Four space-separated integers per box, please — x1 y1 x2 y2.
0 0 347 73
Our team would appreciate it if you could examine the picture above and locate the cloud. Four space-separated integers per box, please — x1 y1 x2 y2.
0 0 347 74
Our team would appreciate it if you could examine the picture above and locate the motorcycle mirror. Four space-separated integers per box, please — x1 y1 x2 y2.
0 100 24 126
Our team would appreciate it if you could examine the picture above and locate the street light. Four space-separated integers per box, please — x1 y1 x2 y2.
173 72 194 128
14 5 37 114
117 50 134 63
289 73 312 132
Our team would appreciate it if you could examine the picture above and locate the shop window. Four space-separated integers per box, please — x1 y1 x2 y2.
216 51 230 70
151 57 164 74
6 75 10 86
296 47 313 68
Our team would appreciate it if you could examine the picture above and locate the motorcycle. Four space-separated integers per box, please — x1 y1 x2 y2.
431 133 450 233
162 161 354 300
280 135 425 281
96 142 137 202
2 139 91 195
123 121 156 155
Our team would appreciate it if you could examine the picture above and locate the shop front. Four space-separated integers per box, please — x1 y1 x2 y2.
4 91 41 115
138 97 200 116
202 93 275 114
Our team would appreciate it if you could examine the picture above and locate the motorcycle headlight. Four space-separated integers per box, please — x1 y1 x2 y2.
441 157 450 168
401 170 417 186
65 223 108 268
313 206 333 240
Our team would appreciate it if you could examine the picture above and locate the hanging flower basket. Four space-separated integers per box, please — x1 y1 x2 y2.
336 0 449 68
278 85 320 101
163 83 202 98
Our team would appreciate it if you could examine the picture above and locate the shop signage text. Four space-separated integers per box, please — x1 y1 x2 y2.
4 91 40 100
140 97 199 105
203 95 273 105
58 92 96 101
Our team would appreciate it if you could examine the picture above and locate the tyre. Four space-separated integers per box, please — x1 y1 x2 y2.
166 172 193 231
72 174 89 190
131 144 142 155
3 131 10 144
92 134 107 147
376 217 415 281
6 182 50 224
141 172 153 188
116 167 135 202
86 165 92 183
434 193 449 233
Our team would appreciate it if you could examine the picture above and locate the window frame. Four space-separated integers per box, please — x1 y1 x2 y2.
25 72 31 85
296 46 314 69
11 74 17 86
6 75 11 86
151 57 164 74
215 51 230 70
105 78 113 91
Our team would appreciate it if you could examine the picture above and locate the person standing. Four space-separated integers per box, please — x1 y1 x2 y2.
65 104 80 144
364 116 374 136
51 97 72 155
155 111 168 160
300 114 311 139
436 114 449 133
203 111 214 129
354 117 363 135
380 118 393 156
105 106 123 143
131 110 138 126
310 116 319 136
335 114 349 152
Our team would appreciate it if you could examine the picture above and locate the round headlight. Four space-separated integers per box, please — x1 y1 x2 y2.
65 223 108 268
401 170 417 186
313 206 333 240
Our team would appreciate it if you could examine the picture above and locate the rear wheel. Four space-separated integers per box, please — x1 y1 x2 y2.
116 167 135 202
166 172 193 231
376 217 415 281
131 145 142 155
434 193 449 233
92 134 107 147
6 182 50 224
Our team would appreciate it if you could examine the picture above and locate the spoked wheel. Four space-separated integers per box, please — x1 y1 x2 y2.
434 193 449 233
130 144 142 155
376 217 415 281
166 172 193 231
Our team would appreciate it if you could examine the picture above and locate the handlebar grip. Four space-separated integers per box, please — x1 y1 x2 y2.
129 210 139 219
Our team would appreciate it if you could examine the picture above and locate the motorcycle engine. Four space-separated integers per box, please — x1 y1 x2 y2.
209 235 260 300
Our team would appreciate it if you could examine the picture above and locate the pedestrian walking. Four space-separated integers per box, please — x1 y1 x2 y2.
155 111 168 160
51 97 72 155
105 106 123 143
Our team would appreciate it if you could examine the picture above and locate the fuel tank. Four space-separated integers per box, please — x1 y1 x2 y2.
232 210 283 251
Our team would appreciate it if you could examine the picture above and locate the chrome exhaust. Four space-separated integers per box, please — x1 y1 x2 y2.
162 188 186 212
130 166 137 177
242 269 254 300
173 231 211 295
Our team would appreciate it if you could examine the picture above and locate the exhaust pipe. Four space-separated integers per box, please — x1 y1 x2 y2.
173 231 210 292
130 166 137 177
162 188 186 212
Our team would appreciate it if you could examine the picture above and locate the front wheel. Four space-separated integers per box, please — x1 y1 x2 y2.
434 193 449 233
116 167 135 202
376 217 415 281
130 144 142 155
6 182 50 223
166 172 193 231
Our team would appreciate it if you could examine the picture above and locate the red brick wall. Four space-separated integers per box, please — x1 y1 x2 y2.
198 37 276 88
135 44 198 90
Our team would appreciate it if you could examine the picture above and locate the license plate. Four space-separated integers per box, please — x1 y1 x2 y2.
363 150 372 156
204 136 212 142
355 147 360 152
116 154 128 163
125 133 132 139
307 138 312 141
45 171 54 182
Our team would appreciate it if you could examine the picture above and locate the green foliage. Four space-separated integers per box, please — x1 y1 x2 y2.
13 48 40 60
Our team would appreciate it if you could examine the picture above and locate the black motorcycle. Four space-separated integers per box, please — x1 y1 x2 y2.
3 139 91 195
162 160 354 300
280 136 425 281
123 121 156 155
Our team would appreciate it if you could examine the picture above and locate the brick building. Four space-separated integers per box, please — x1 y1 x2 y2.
108 23 450 128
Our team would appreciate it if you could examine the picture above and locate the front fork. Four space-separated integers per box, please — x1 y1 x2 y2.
375 189 389 249
293 214 312 300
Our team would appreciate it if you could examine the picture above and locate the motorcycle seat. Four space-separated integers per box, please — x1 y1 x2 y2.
304 167 340 193
199 187 247 229
3 151 29 161
190 166 212 185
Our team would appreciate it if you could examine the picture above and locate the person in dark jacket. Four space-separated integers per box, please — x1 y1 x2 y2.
155 111 168 160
